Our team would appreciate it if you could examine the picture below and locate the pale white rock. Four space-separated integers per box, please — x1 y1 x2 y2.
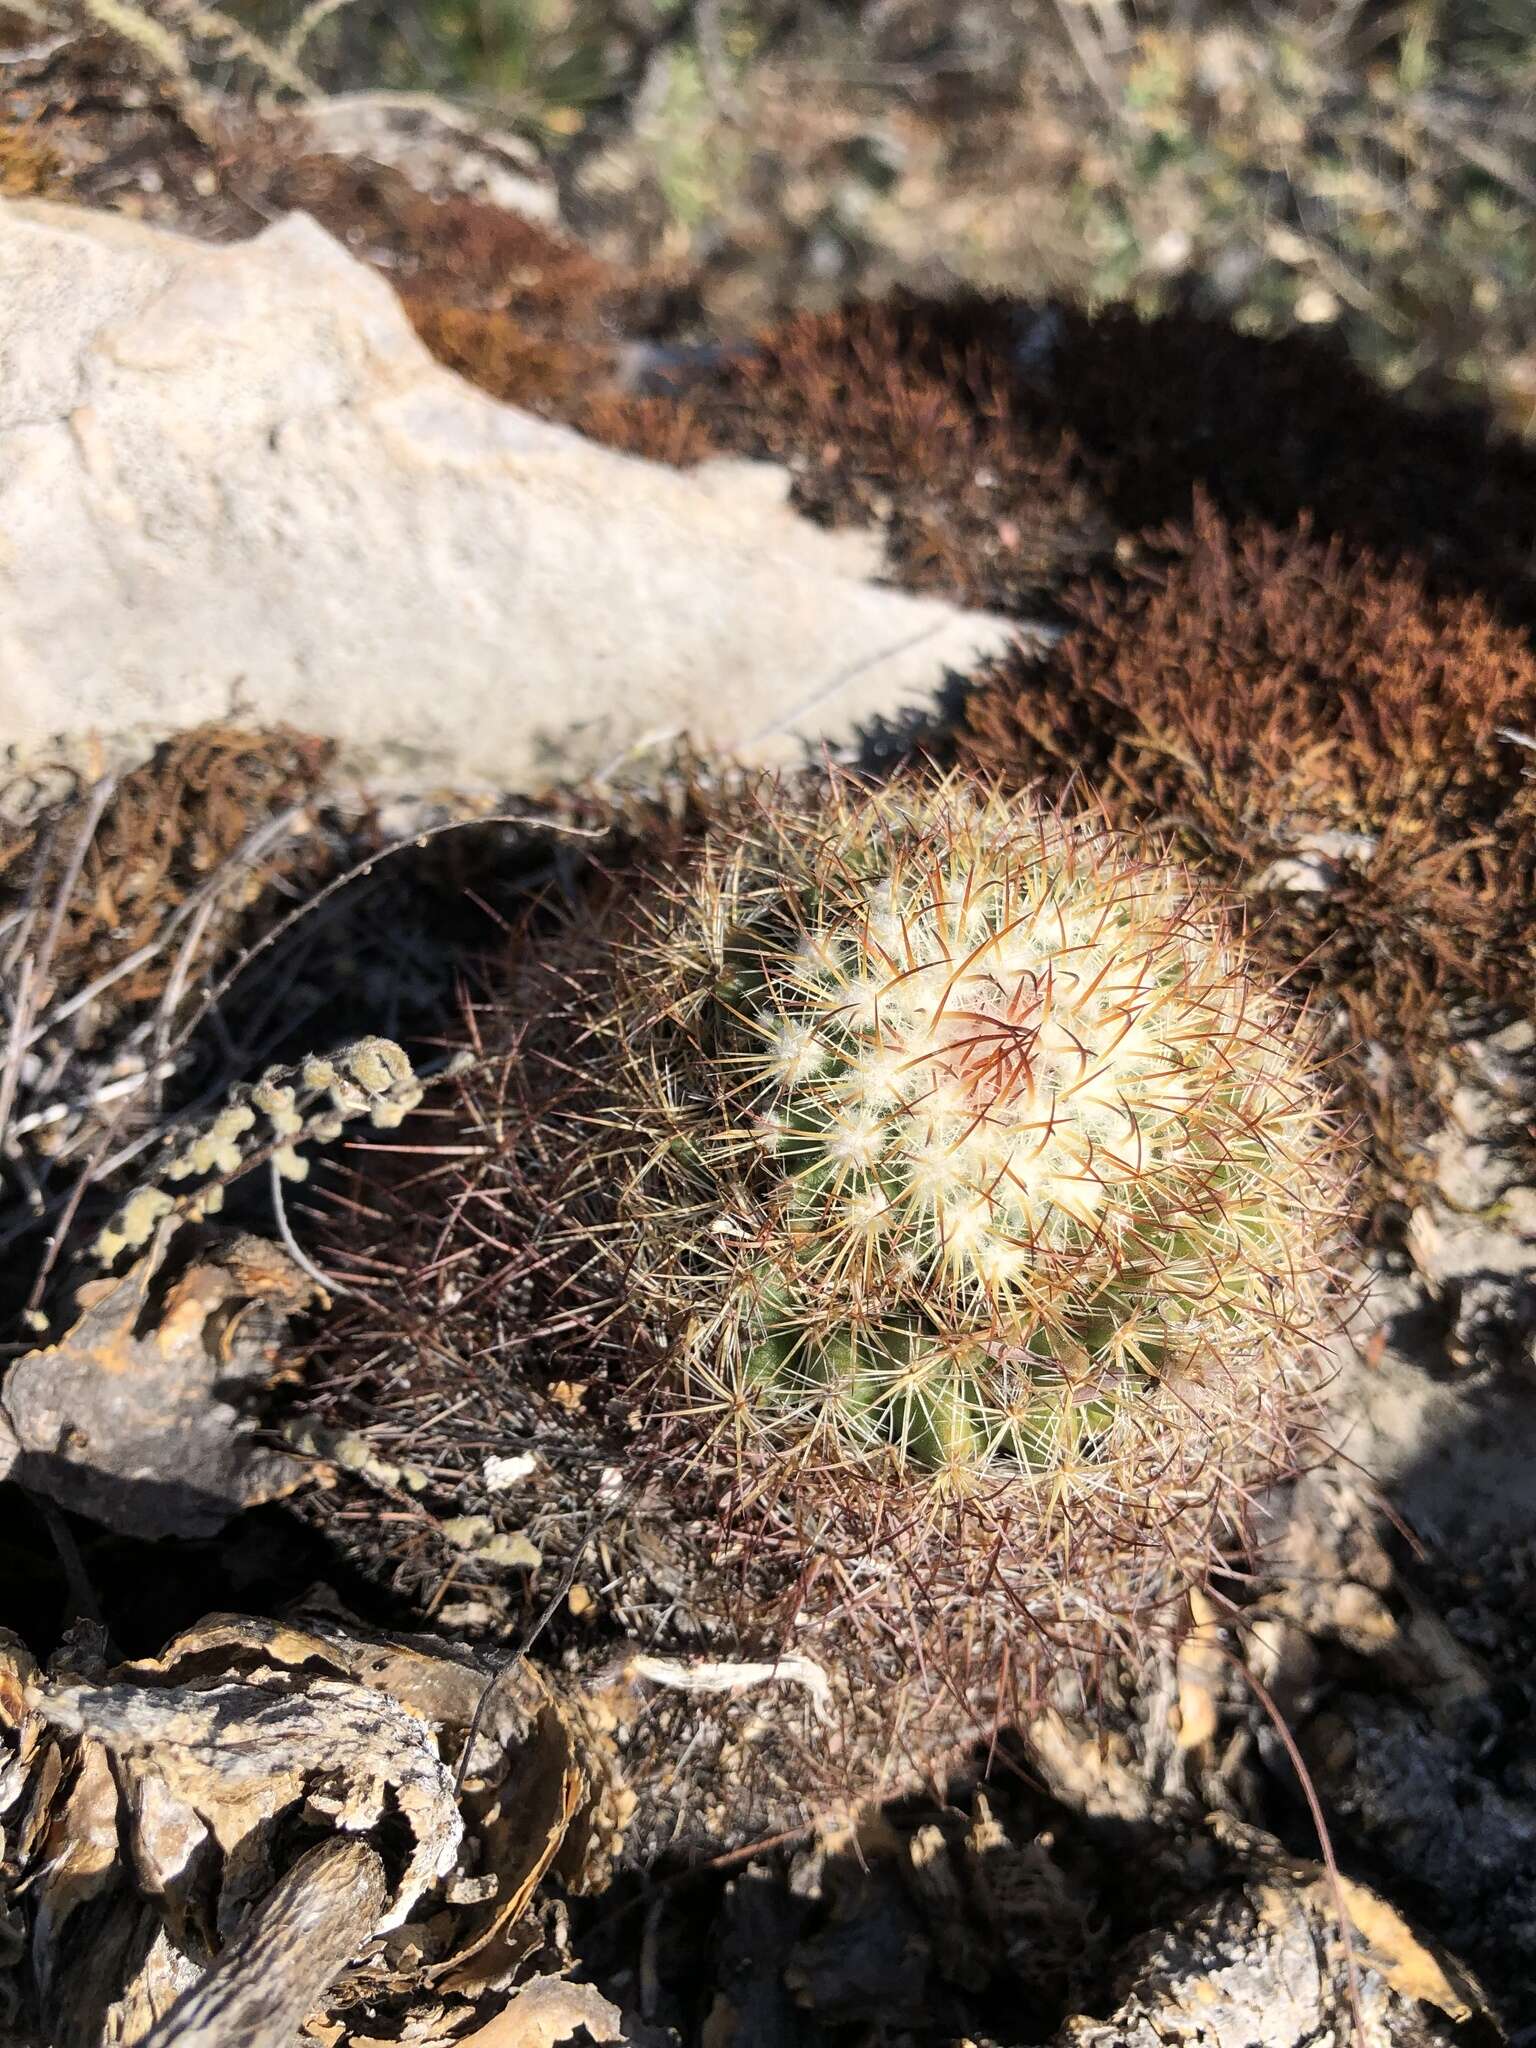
282 89 559 222
0 199 1023 787
1249 828 1377 898
482 1452 538 1491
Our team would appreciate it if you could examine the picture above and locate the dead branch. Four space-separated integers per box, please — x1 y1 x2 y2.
143 1836 387 2048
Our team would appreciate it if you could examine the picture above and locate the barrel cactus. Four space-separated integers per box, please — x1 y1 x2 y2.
312 771 1344 1818
585 774 1342 1705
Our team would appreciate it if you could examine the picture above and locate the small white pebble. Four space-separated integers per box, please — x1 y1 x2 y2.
483 1452 537 1492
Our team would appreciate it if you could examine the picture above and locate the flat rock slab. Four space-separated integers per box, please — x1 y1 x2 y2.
0 199 1021 787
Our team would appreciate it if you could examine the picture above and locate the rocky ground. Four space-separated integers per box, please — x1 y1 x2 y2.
3 12 1536 2046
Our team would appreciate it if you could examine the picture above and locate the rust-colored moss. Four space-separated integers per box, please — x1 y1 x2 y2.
744 298 1536 626
256 152 616 320
560 295 1536 634
972 496 1536 844
693 300 1115 613
403 297 613 413
401 306 725 453
567 391 720 467
254 155 727 443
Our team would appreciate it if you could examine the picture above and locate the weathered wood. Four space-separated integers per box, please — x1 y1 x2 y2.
144 1836 387 2048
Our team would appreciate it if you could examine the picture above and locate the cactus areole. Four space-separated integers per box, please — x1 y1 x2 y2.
599 778 1339 1618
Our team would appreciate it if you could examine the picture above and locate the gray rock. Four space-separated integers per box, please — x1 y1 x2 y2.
1058 1867 1480 2048
0 200 1023 789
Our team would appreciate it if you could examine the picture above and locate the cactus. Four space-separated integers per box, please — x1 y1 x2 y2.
296 774 1345 1824
583 774 1343 1680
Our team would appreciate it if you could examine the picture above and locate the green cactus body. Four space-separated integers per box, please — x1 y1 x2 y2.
605 777 1336 1514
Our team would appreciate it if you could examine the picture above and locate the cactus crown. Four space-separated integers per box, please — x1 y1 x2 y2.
605 776 1338 1531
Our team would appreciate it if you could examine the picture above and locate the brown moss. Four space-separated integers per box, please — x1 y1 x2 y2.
568 391 720 467
961 497 1536 1190
401 305 723 455
0 724 334 1017
0 122 65 198
243 152 655 425
691 300 1115 613
252 152 617 320
974 496 1536 843
702 298 1536 627
544 295 1536 637
251 154 726 442
403 297 613 413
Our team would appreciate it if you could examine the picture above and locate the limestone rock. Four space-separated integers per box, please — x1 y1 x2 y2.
281 90 560 221
0 199 1022 788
